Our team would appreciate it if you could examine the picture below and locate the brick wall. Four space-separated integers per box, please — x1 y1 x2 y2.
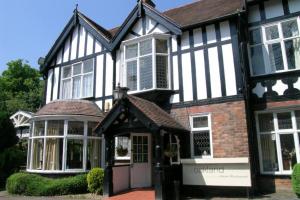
253 99 300 110
170 100 249 158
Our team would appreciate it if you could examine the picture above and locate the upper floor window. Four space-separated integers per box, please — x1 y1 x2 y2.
123 35 170 92
190 114 212 158
61 59 94 99
249 18 300 76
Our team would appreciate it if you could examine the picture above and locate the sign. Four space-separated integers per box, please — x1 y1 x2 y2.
182 158 252 187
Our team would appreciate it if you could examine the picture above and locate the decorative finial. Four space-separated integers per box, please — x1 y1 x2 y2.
74 3 78 14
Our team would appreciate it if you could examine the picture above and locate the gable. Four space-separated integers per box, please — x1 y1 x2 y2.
124 15 170 41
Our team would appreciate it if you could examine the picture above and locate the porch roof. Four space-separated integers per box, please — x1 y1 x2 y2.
95 95 188 134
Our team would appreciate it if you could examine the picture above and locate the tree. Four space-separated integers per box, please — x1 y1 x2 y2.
0 59 44 115
0 112 17 151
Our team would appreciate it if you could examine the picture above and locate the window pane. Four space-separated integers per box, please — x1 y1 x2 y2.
83 59 94 73
87 139 101 170
285 38 300 70
126 44 138 59
73 63 82 75
140 56 153 90
32 139 44 170
250 28 262 45
260 134 279 172
295 111 300 129
265 25 279 40
193 131 211 156
62 79 71 99
140 39 152 56
193 116 208 128
88 122 98 136
72 76 81 98
63 66 71 78
258 113 274 132
68 121 84 135
250 45 266 75
268 43 284 71
45 138 63 170
156 39 168 53
82 74 93 97
127 60 137 91
66 139 83 169
277 112 292 129
47 121 64 136
116 137 130 158
282 20 299 38
280 134 297 171
34 121 45 136
156 56 168 88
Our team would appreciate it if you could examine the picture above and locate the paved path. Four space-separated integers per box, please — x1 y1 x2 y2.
0 190 298 200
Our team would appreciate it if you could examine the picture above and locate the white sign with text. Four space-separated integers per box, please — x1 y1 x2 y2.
182 158 252 187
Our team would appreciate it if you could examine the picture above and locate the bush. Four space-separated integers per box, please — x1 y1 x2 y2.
0 146 26 188
292 164 300 197
87 168 104 194
6 173 88 196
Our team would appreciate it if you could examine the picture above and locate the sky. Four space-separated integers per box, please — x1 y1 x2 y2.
0 0 194 75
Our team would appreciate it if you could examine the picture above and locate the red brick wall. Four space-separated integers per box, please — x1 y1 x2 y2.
170 100 249 158
253 99 300 110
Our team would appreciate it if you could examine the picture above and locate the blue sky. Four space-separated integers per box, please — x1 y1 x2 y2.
0 0 193 74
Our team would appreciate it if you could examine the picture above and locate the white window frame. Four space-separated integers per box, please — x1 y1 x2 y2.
189 114 213 159
248 17 300 76
121 33 171 93
28 119 101 174
60 58 94 100
256 109 300 175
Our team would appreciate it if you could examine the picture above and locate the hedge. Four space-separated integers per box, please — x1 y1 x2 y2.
292 163 300 197
6 173 88 196
87 168 104 194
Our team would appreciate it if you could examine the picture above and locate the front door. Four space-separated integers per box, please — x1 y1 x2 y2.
130 133 152 188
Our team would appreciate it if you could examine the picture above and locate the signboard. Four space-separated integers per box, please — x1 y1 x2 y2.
182 158 252 187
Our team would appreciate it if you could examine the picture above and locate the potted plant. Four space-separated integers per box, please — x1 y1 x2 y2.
164 144 178 158
116 145 128 157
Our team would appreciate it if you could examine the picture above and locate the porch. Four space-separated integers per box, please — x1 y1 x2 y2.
95 95 189 200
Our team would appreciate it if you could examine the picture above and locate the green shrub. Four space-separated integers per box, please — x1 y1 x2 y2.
292 164 300 197
0 146 26 188
6 172 88 196
87 168 104 194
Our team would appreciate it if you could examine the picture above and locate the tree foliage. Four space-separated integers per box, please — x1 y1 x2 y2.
0 59 44 115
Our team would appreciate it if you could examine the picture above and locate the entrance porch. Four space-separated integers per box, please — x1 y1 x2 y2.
95 95 189 200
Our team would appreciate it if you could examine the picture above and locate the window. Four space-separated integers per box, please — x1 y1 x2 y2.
124 35 170 92
249 18 300 76
28 119 101 172
256 111 300 175
115 137 130 160
61 59 94 99
190 114 212 158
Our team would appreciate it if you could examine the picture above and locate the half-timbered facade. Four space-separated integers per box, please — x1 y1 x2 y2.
16 0 300 199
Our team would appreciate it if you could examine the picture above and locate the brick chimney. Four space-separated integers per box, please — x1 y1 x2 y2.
139 0 156 8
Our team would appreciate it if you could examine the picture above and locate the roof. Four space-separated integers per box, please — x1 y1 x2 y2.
163 0 244 28
36 100 104 118
96 95 187 133
107 0 244 37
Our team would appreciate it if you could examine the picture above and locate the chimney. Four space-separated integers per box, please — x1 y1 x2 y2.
139 0 156 8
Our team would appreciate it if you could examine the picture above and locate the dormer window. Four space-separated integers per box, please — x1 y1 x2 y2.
123 34 170 93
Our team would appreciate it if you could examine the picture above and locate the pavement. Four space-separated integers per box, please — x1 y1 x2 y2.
0 190 298 200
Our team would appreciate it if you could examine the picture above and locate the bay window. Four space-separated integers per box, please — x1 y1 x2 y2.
61 58 94 99
256 110 300 175
123 34 170 92
249 18 300 76
190 114 212 158
28 119 101 173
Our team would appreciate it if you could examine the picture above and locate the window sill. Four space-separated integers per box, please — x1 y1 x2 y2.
131 88 175 103
26 169 86 174
181 157 249 164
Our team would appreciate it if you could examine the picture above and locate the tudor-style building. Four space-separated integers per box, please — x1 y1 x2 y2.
15 0 300 199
